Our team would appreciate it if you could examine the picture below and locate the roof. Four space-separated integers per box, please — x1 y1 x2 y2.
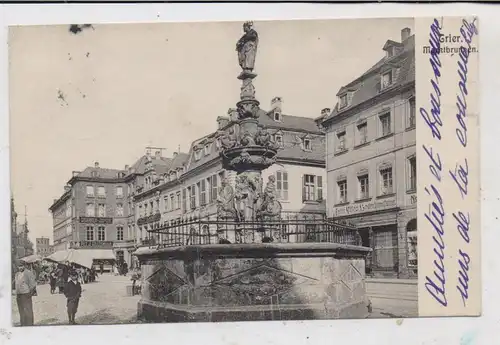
258 111 323 134
324 34 415 122
130 155 172 175
75 166 127 179
185 110 324 172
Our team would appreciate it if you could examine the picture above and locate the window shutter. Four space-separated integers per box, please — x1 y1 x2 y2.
317 176 323 201
302 175 306 202
283 172 289 200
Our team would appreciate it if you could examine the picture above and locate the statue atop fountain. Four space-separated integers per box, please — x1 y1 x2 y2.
219 21 282 233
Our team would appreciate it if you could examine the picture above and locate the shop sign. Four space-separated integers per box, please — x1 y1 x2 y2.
332 197 396 217
79 216 113 224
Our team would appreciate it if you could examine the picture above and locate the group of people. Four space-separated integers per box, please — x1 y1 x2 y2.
14 261 89 326
14 259 141 326
48 264 97 294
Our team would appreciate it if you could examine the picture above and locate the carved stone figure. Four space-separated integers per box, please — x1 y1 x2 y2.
236 21 259 74
254 125 270 146
240 131 256 146
219 131 237 150
216 178 237 219
256 175 282 220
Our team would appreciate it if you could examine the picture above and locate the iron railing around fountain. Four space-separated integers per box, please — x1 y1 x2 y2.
144 213 362 248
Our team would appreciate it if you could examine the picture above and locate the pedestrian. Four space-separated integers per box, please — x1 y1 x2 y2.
49 270 57 294
64 270 82 325
130 267 141 296
122 261 128 276
14 261 37 326
100 262 104 275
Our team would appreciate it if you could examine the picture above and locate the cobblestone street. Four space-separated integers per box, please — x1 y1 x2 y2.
12 274 140 326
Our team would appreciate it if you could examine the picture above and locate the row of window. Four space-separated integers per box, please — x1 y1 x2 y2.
274 172 323 202
334 97 415 154
85 185 124 198
85 203 125 217
138 171 225 217
85 225 129 241
336 156 416 204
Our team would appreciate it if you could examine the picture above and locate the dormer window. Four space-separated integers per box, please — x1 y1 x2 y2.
91 171 98 178
194 150 202 161
274 111 281 122
204 144 210 156
386 46 395 58
274 134 283 146
339 94 348 109
303 138 312 151
381 71 393 89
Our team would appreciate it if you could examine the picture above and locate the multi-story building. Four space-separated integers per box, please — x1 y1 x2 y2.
320 27 416 278
36 237 51 257
49 162 131 265
134 98 327 245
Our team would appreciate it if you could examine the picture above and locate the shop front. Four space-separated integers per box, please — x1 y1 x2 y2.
331 195 417 279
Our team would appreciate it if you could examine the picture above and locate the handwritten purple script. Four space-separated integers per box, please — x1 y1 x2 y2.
452 18 478 307
421 18 478 308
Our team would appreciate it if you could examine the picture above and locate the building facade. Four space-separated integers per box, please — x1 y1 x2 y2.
36 237 51 257
321 28 416 278
133 98 327 245
49 162 134 266
11 197 34 261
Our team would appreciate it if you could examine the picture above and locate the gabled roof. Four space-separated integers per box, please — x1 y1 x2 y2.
324 34 415 122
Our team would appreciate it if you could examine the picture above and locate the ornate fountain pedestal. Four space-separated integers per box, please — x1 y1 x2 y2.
135 243 371 322
134 21 372 323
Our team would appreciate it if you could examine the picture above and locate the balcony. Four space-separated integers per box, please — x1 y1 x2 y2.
69 240 114 249
137 212 161 226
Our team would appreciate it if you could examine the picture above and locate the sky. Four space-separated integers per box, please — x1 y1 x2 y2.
9 18 414 243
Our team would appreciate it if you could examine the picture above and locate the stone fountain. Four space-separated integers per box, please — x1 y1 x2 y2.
216 20 282 229
134 22 371 323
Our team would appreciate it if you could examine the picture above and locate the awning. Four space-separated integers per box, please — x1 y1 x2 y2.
46 249 116 269
19 254 42 263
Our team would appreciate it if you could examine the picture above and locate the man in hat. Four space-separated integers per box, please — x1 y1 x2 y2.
14 261 37 326
64 270 82 325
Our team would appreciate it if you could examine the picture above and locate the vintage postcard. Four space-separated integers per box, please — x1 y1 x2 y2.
8 16 479 326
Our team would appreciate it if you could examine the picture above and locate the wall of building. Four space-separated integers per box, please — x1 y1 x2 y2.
263 163 326 214
73 180 130 242
326 91 415 215
324 90 416 278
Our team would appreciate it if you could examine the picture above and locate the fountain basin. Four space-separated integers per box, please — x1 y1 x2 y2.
135 242 371 322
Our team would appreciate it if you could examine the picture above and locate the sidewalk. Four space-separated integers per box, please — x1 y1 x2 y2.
366 277 418 318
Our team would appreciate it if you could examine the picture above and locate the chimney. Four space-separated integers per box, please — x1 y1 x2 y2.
271 97 282 121
217 116 230 129
125 165 129 171
271 97 282 111
94 161 99 168
64 185 71 192
321 108 331 118
53 199 58 204
401 28 411 42
155 151 161 159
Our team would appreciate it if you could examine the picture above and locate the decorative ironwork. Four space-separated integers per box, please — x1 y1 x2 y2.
145 213 362 248
137 212 161 226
